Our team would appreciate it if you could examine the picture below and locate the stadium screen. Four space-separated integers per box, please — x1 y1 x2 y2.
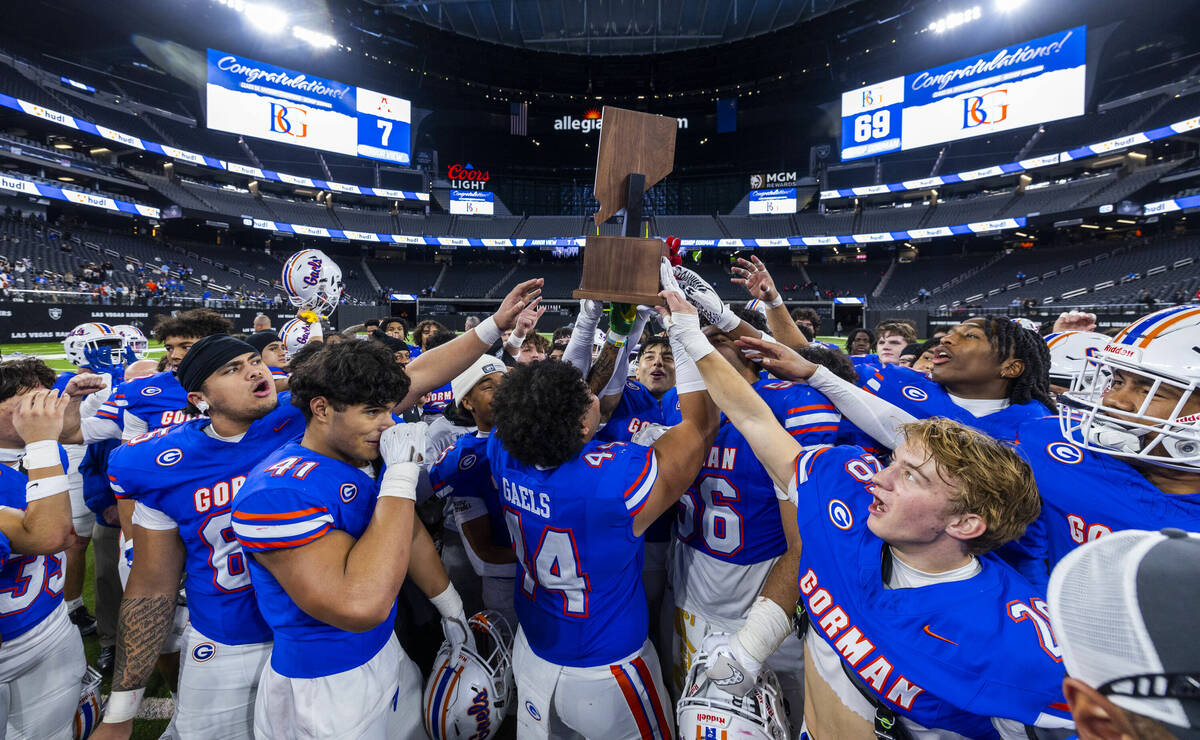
450 190 494 215
748 188 798 215
839 26 1085 162
205 49 411 164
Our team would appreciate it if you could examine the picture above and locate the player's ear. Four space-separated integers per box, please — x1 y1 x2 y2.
999 358 1025 380
309 396 331 423
1062 677 1135 740
944 510 986 543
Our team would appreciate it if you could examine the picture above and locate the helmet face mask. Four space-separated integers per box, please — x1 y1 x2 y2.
112 324 149 362
64 323 124 372
282 249 344 319
1045 331 1108 390
676 650 790 740
1058 307 1200 472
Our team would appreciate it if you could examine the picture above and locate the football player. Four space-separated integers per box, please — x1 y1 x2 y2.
0 358 91 738
94 335 304 740
1008 305 1200 582
232 342 468 739
485 278 718 737
660 288 1074 739
664 322 842 724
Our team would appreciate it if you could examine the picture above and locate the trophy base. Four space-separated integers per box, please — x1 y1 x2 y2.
572 289 665 306
573 235 666 306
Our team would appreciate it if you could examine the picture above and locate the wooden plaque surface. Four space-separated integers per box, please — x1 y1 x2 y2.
592 106 677 227
573 236 667 305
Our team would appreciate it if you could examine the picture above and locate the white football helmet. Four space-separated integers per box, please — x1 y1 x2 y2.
678 651 790 740
1059 305 1200 471
280 318 323 361
282 249 343 318
63 323 124 371
111 324 149 361
1012 317 1040 332
74 665 103 739
1045 330 1108 388
423 610 515 740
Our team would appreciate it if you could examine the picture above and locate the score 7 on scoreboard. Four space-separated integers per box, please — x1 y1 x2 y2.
839 26 1086 162
356 88 411 164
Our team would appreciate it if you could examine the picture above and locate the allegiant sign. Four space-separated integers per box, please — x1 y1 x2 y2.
553 115 688 133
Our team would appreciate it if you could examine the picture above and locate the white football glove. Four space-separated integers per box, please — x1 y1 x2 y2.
378 422 426 501
672 264 739 332
429 584 475 660
702 631 762 697
578 299 605 324
631 422 671 447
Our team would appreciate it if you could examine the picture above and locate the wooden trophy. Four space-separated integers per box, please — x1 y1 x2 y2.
573 106 677 305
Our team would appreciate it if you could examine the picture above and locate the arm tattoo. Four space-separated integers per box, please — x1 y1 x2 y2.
586 342 620 397
111 594 177 692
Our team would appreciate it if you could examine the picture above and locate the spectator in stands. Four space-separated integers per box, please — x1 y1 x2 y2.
845 327 874 356
873 320 918 365
253 314 271 331
790 307 821 336
1140 290 1157 309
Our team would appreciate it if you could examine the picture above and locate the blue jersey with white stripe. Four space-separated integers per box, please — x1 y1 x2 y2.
107 397 303 645
422 382 454 417
233 442 396 678
430 433 509 549
790 445 1071 738
1011 416 1200 582
486 434 659 666
860 365 1047 442
597 380 680 443
676 379 838 565
99 371 196 435
0 451 69 640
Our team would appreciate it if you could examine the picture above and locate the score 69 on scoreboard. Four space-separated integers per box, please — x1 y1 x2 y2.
839 26 1086 162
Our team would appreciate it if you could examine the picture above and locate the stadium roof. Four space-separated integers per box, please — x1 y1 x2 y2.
365 0 866 55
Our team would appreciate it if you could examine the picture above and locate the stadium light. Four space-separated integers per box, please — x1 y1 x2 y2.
995 0 1027 11
928 6 982 33
243 3 287 34
293 26 336 48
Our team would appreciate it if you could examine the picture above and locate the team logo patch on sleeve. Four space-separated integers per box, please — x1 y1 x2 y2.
339 483 358 503
141 386 162 396
1046 442 1084 465
525 701 542 721
459 453 477 471
901 386 929 402
156 449 183 466
828 499 854 530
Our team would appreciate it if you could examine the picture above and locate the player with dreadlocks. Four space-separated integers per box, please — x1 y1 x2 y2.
734 316 1055 445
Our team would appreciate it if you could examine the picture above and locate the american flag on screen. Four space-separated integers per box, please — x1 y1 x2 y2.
510 101 528 136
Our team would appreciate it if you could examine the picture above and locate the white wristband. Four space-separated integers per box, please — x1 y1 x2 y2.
716 305 741 334
427 583 464 619
22 440 59 471
378 462 419 501
505 331 525 350
26 475 68 503
765 294 784 309
103 688 145 723
474 316 502 347
732 596 793 665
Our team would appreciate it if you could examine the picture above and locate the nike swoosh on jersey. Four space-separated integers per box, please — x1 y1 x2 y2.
922 624 958 646
273 421 290 433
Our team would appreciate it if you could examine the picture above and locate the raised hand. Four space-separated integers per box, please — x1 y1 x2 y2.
1052 310 1097 333
62 373 106 399
493 278 544 331
12 389 70 444
731 256 779 303
734 336 819 380
515 302 546 337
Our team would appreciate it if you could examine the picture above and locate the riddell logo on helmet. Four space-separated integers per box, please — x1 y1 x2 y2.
1103 344 1139 359
695 712 729 725
466 688 491 739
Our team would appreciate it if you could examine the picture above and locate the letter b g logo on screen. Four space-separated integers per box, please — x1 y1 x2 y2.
269 103 309 138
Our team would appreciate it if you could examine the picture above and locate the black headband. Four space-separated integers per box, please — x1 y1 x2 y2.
176 335 257 393
245 331 282 354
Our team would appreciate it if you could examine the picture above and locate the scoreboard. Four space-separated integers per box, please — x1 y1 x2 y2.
206 49 411 165
840 26 1085 161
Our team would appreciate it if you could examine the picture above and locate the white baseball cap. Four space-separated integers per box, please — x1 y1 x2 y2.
1048 528 1200 737
451 356 508 412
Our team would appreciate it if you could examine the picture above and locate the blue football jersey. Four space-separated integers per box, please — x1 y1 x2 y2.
107 397 303 645
676 380 838 565
232 442 396 679
0 459 67 640
430 433 509 549
487 434 659 667
860 365 1049 442
597 379 680 443
101 371 196 437
790 445 1071 738
422 381 454 417
1012 416 1200 578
